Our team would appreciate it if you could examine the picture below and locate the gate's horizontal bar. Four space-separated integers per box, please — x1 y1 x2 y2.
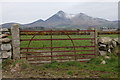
21 50 95 54
20 38 95 41
20 46 95 49
20 53 96 58
27 57 92 61
20 30 95 32
20 33 90 36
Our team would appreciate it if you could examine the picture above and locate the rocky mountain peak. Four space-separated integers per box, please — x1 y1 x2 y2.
57 10 65 14
56 10 66 17
56 11 76 19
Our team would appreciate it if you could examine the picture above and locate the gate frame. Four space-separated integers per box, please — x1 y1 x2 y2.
11 25 98 61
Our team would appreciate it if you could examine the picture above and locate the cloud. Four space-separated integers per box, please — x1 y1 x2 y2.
1 2 118 24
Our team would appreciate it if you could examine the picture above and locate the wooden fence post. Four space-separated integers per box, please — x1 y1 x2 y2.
11 24 20 59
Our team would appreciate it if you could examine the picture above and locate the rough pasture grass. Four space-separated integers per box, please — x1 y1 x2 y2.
20 35 95 63
3 55 118 78
2 34 119 78
99 34 118 38
20 35 94 54
20 34 118 48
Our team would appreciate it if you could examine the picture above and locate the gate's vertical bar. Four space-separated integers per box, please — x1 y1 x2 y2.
90 27 94 57
11 24 20 59
94 29 98 55
50 30 53 62
90 28 94 46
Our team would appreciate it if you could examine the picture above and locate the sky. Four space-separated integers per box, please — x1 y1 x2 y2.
0 0 119 24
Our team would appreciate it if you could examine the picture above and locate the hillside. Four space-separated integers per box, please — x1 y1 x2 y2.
1 11 118 29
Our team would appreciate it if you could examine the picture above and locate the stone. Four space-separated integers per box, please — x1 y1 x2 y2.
0 34 8 38
101 60 106 64
2 32 10 34
0 52 1 58
99 51 107 56
1 51 12 58
0 28 9 32
113 38 120 44
113 38 119 42
11 24 20 59
1 44 11 50
98 37 112 44
104 56 111 59
111 40 117 48
98 37 120 56
113 46 120 56
98 44 107 51
108 48 111 53
0 38 11 43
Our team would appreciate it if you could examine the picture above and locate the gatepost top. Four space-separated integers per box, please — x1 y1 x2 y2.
12 24 20 28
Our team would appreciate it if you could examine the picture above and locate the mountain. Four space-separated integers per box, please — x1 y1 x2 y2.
1 22 21 28
24 19 45 27
1 10 118 29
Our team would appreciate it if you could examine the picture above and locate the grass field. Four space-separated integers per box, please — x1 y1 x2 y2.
20 35 94 53
2 55 119 78
99 34 119 38
20 34 118 57
20 34 96 63
2 34 119 78
20 34 118 48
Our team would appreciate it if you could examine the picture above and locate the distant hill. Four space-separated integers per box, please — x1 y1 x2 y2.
1 11 118 29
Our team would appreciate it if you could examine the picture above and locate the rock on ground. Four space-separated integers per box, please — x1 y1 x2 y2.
99 51 107 56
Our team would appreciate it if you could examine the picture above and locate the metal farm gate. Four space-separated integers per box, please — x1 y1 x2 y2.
20 30 97 64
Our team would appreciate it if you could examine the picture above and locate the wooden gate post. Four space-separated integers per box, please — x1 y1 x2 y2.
11 24 20 59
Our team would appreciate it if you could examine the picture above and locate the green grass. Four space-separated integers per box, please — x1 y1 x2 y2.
20 35 92 47
42 55 118 72
67 71 73 75
5 34 117 78
2 55 118 78
99 34 119 38
28 55 118 78
20 34 118 48
2 59 31 70
20 34 119 60
20 35 94 55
